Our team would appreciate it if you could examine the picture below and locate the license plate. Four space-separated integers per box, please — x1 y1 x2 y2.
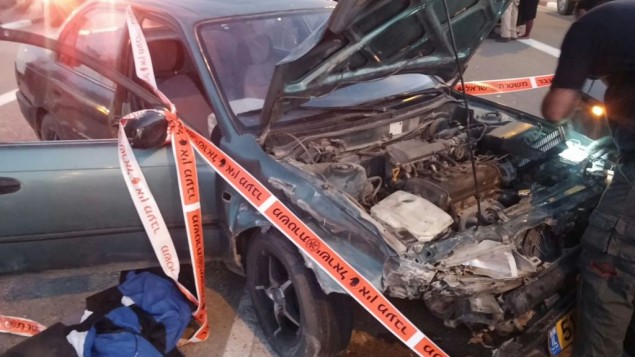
548 310 575 356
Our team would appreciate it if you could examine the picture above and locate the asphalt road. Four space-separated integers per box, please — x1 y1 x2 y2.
463 5 565 117
0 40 36 142
0 5 577 357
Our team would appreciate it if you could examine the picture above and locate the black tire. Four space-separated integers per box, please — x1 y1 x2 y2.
246 232 352 357
39 113 61 140
557 0 576 15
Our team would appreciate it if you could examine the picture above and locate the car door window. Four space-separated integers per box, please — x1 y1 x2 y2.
59 8 126 88
123 16 214 136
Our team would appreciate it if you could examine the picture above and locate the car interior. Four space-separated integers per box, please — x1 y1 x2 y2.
146 37 212 136
202 19 292 99
201 29 242 102
199 23 285 119
241 33 275 99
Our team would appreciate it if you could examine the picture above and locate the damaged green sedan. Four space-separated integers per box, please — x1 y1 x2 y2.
1 0 619 355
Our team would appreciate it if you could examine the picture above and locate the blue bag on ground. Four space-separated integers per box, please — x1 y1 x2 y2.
1 271 192 357
81 271 192 357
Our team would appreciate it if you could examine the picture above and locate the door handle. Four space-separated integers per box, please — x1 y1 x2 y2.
0 178 21 195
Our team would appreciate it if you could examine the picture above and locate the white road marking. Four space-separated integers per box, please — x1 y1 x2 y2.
0 90 18 107
1 19 35 30
222 293 261 356
518 38 561 58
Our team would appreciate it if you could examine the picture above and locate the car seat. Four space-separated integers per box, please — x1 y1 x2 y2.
242 33 274 99
148 39 212 135
200 29 241 101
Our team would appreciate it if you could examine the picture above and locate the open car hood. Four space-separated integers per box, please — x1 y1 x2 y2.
260 0 509 135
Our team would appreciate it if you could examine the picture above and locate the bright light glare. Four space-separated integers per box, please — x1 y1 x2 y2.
402 94 423 103
606 169 614 185
559 139 588 163
591 105 605 117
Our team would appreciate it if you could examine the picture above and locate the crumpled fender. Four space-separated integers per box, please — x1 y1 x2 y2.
221 134 396 294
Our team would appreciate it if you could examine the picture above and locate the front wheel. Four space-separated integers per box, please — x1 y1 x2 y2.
39 113 61 140
246 232 352 357
557 0 576 15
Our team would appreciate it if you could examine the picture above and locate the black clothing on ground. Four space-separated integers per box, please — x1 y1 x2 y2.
518 0 539 23
551 0 635 155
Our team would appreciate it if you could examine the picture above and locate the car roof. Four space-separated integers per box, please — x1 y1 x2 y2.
113 0 335 23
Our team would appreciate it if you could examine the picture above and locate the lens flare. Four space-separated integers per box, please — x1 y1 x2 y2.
559 139 588 163
591 105 605 117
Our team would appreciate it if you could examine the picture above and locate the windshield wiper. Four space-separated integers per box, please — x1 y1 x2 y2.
300 88 446 112
378 87 445 103
236 108 263 116
298 105 388 113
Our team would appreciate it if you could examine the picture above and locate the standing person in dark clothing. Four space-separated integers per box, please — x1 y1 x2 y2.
542 1 635 356
518 0 539 38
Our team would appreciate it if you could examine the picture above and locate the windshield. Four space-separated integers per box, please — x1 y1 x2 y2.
199 12 439 129
198 11 330 114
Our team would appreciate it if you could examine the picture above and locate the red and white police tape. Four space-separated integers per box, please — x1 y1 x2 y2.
455 74 554 95
119 5 449 357
2 11 556 353
0 316 46 337
122 6 208 343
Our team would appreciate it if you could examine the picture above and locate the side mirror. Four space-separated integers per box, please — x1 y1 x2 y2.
124 109 168 149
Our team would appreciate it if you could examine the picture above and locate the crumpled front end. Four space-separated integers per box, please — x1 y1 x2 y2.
374 143 610 334
263 92 615 335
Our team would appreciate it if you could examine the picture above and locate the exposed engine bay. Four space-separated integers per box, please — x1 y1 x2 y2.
264 96 615 336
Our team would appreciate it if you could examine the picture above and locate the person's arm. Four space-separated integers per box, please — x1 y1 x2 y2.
541 22 601 123
575 8 587 19
575 0 591 17
542 88 580 122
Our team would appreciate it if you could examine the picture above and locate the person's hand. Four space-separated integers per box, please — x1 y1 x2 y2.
575 8 587 19
542 88 581 123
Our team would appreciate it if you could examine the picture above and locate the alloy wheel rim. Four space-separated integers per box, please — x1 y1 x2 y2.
254 254 302 340
44 129 59 141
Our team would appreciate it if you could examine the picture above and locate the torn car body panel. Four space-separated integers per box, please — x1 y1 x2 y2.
218 133 396 293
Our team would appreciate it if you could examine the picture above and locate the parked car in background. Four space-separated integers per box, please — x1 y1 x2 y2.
557 0 579 15
4 0 622 355
557 0 614 16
